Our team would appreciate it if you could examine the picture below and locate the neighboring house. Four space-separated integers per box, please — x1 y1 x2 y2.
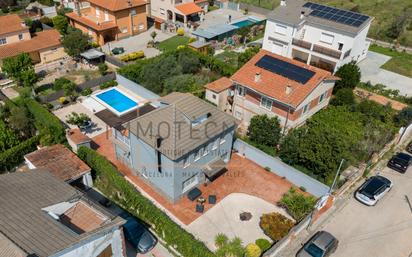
24 144 93 188
150 0 207 27
204 76 233 113
205 49 339 133
262 0 373 72
66 0 148 46
0 170 126 257
111 92 237 202
66 128 92 153
0 14 66 67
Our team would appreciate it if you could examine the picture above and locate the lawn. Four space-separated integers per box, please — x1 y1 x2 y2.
157 36 191 52
215 51 240 69
369 44 412 78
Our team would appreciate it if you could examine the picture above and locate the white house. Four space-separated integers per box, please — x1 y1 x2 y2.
262 0 373 72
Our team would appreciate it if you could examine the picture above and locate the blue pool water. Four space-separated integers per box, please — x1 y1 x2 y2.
96 88 137 113
232 18 258 28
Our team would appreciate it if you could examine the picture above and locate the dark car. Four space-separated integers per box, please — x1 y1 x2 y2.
296 231 338 257
388 152 412 173
355 175 392 206
120 213 157 254
112 47 125 55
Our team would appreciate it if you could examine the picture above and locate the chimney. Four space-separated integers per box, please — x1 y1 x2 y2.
254 72 261 83
74 0 81 16
300 11 305 19
280 0 286 6
285 85 293 95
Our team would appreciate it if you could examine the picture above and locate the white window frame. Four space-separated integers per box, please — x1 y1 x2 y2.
212 139 219 150
194 150 201 161
95 6 100 18
131 9 137 16
121 27 128 33
220 137 226 145
319 91 328 103
18 34 23 40
0 37 7 45
302 103 310 115
237 86 245 97
212 93 216 99
138 23 144 31
234 110 242 120
160 8 165 15
183 156 190 168
320 33 334 45
182 174 198 193
203 146 209 156
275 24 287 35
260 96 272 110
104 10 109 21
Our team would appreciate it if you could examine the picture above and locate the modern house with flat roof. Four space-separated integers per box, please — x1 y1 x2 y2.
111 92 237 202
0 170 126 257
262 0 373 72
66 0 147 46
0 14 66 67
205 49 339 133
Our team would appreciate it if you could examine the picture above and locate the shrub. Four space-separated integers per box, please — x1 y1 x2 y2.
77 147 215 257
120 51 145 62
65 112 91 127
54 77 72 90
177 45 186 50
334 61 361 92
58 96 67 104
89 41 100 48
177 27 185 36
394 106 412 127
245 243 261 257
0 136 40 172
330 88 355 106
98 63 108 75
215 233 228 248
81 88 92 96
248 114 281 147
189 37 197 43
259 212 294 241
279 188 317 221
215 236 245 257
255 238 271 252
99 80 118 89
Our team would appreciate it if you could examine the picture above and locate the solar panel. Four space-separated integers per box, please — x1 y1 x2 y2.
255 55 316 84
303 2 369 28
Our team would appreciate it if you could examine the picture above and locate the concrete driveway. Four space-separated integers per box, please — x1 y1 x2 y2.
278 164 412 257
359 51 412 96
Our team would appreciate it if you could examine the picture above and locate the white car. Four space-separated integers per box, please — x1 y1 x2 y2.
355 175 392 206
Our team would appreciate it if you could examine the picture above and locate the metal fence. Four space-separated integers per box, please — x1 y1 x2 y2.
233 139 329 197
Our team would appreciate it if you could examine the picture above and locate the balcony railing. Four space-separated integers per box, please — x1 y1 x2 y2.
343 49 351 59
292 38 312 50
312 44 342 59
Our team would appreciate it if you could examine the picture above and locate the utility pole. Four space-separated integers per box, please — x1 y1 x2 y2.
329 159 345 194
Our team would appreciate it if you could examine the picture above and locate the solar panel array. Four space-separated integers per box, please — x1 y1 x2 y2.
256 55 315 84
303 2 369 28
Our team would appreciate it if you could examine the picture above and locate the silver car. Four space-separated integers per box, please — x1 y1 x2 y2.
296 231 338 257
355 175 392 206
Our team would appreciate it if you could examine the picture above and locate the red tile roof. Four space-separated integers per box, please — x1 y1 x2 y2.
60 201 106 233
0 14 28 36
66 12 118 31
205 77 233 93
175 2 203 15
67 128 91 145
87 0 146 11
25 144 91 182
0 29 62 59
231 49 336 108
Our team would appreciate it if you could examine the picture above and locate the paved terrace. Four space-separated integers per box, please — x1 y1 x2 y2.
92 131 295 225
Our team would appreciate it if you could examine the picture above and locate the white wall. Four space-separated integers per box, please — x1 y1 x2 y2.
205 89 219 106
262 20 295 57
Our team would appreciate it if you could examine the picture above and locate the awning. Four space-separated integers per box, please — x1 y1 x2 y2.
80 49 105 60
203 158 227 179
175 2 203 16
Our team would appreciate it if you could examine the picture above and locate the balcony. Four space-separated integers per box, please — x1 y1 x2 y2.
312 44 342 59
292 38 312 50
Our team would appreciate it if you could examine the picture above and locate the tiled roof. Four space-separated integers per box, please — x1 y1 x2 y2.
25 144 91 182
129 92 237 160
66 12 117 31
67 128 91 145
175 2 203 15
205 77 233 93
0 29 61 59
0 14 28 36
87 0 146 11
60 201 107 233
231 49 335 108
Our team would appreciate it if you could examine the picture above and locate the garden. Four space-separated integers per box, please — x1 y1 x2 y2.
369 44 412 78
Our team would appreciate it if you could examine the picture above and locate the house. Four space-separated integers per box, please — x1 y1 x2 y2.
66 0 148 46
262 0 373 72
24 144 93 188
0 14 66 66
67 128 92 153
111 92 237 203
0 170 126 257
205 49 339 133
149 0 207 27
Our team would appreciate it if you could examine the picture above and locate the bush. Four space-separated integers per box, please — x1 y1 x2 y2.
0 136 40 172
98 63 108 75
89 41 100 48
65 112 91 127
394 106 412 127
54 77 72 90
99 80 118 89
77 147 215 257
334 61 361 92
81 88 92 96
279 188 316 221
330 88 355 106
245 243 261 257
177 45 186 50
58 96 67 104
189 37 197 43
248 114 281 147
259 212 294 241
120 51 145 62
177 27 185 36
255 238 271 252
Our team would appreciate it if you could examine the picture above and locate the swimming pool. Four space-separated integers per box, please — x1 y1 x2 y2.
232 17 262 28
94 88 138 115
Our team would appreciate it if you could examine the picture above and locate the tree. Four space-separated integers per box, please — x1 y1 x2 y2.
2 53 35 86
62 80 77 101
214 234 245 257
394 106 412 127
20 69 38 88
238 46 260 68
62 27 90 57
98 62 108 75
52 15 68 34
8 105 34 139
248 114 281 147
334 61 361 92
330 88 355 106
0 121 19 152
66 112 91 127
237 26 250 44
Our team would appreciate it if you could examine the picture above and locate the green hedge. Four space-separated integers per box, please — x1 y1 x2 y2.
77 147 215 257
0 136 40 172
25 99 66 145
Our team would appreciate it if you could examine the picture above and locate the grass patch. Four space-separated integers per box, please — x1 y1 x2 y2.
215 51 240 69
369 44 412 78
158 36 191 52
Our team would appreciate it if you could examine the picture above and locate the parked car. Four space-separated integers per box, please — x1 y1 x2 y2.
296 231 338 257
112 47 125 55
388 152 412 173
355 175 392 206
120 213 157 254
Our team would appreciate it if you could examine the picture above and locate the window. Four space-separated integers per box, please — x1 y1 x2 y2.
212 139 219 150
220 137 226 145
203 146 209 156
260 96 272 110
160 8 165 15
221 152 228 161
121 27 128 33
237 86 245 97
87 28 93 36
320 33 334 44
183 157 190 168
194 150 201 161
104 10 109 21
0 38 6 45
95 6 100 17
275 24 287 35
182 174 198 192
212 94 216 99
18 34 23 40
131 9 136 16
338 42 344 51
302 103 310 115
235 111 242 119
319 91 328 103
138 23 144 31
